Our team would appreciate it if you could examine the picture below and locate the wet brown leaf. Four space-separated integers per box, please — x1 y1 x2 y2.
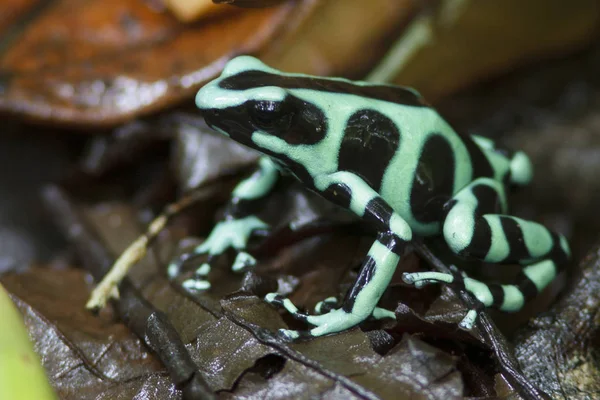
0 0 316 126
353 335 463 400
0 1 37 33
1 268 168 399
222 294 464 400
0 0 420 127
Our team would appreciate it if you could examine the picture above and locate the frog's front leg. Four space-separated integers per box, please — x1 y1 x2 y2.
403 177 571 329
266 171 412 339
169 156 279 290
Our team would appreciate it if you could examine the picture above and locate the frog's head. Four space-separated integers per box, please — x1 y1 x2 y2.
196 56 327 162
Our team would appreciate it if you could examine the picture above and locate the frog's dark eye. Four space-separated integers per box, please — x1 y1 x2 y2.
248 100 289 130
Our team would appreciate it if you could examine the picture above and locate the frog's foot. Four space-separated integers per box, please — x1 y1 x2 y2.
231 251 258 273
265 293 396 340
176 251 259 291
402 270 493 330
168 216 268 289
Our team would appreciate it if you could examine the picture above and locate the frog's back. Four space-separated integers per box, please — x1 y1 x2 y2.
198 56 521 236
371 103 478 235
379 101 522 236
284 82 501 236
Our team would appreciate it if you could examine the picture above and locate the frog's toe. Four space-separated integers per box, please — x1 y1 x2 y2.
170 216 268 279
182 277 211 291
265 293 310 323
458 309 479 330
402 271 455 288
275 317 360 341
275 328 313 341
171 255 213 290
231 251 258 273
314 297 338 314
168 253 192 279
371 307 396 320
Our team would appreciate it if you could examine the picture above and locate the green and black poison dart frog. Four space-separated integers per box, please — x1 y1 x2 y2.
169 55 571 340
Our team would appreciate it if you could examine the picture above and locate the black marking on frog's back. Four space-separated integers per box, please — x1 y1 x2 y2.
338 109 400 192
218 70 429 108
410 134 456 223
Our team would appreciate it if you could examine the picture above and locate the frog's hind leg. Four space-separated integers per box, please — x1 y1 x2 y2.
403 177 570 329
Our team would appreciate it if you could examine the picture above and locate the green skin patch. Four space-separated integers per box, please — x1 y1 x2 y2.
249 93 474 236
189 55 570 337
232 156 280 200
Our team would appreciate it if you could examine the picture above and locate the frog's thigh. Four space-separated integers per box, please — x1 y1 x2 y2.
442 177 568 265
440 177 571 314
442 177 509 261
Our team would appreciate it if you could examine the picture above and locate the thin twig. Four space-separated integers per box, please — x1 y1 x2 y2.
85 179 235 310
42 185 215 400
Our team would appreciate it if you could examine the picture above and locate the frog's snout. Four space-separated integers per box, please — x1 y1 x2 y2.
195 81 218 111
